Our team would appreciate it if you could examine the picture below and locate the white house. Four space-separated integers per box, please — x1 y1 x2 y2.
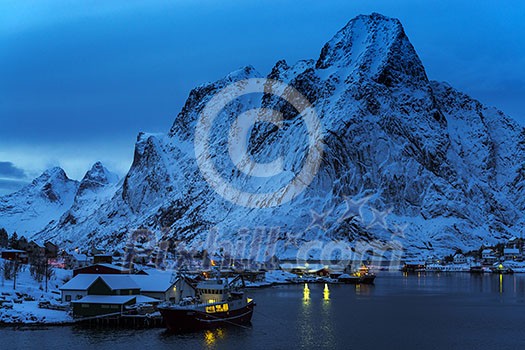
503 248 520 261
60 274 99 303
482 249 498 264
453 253 467 264
173 276 197 303
64 252 90 269
130 274 177 301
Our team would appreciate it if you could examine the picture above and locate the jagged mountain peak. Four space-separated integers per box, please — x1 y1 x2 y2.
77 162 119 197
0 167 79 236
32 166 69 185
17 167 76 203
316 13 427 87
83 162 119 186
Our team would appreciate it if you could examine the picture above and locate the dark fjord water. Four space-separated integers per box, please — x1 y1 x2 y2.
4 273 525 350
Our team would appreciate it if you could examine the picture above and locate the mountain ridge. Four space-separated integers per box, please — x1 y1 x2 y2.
2 13 523 260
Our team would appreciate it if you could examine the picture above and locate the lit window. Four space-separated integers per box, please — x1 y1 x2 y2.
215 303 229 312
205 306 215 313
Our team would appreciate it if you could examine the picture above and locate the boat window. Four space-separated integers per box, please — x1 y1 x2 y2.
205 305 215 313
215 303 229 312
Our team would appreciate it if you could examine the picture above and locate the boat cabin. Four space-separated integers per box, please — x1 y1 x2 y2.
197 280 228 305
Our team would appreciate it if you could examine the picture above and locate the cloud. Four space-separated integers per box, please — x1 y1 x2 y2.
0 161 27 179
0 178 28 196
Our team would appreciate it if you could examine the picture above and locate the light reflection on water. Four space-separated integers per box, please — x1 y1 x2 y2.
5 273 525 350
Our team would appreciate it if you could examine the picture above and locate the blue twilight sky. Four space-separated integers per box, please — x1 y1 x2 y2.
1 0 524 194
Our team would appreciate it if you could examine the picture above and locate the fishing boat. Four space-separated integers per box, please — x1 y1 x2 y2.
356 265 376 284
158 272 255 332
492 263 514 274
337 265 376 284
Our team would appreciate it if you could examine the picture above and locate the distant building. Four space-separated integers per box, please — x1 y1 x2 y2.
503 248 520 261
62 274 160 317
453 253 467 264
130 274 177 301
93 254 113 265
73 263 131 277
482 249 498 264
64 252 90 269
27 240 45 257
401 260 425 272
44 241 59 258
1 249 28 264
60 274 99 302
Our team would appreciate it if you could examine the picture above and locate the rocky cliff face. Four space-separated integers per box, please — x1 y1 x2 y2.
13 13 525 259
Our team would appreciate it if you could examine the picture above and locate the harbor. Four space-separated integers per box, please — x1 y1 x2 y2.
3 273 525 349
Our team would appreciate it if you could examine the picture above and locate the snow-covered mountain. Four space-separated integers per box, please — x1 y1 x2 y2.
43 162 120 243
0 162 119 239
6 13 525 259
0 167 79 236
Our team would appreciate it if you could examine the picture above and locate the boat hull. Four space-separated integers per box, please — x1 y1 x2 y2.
159 301 255 332
359 275 376 284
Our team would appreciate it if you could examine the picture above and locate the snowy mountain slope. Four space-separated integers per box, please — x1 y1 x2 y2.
27 13 525 259
42 162 120 242
0 167 79 236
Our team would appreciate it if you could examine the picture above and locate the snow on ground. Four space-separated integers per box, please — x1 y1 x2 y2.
244 270 297 288
0 264 73 324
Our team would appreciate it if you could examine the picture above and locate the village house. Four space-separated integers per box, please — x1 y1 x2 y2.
64 251 90 269
17 236 29 251
93 254 113 265
62 274 160 317
71 295 138 317
503 248 521 261
27 240 45 257
1 249 28 264
60 274 99 302
453 253 467 264
44 241 59 258
482 249 498 264
130 274 177 301
172 275 198 303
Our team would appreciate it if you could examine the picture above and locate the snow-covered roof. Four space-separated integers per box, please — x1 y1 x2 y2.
60 274 99 290
1 249 27 253
72 295 136 305
60 274 139 291
99 275 139 290
71 253 89 261
280 263 327 271
482 249 493 254
130 274 174 292
136 295 161 304
97 263 130 272
29 240 44 248
504 248 520 254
